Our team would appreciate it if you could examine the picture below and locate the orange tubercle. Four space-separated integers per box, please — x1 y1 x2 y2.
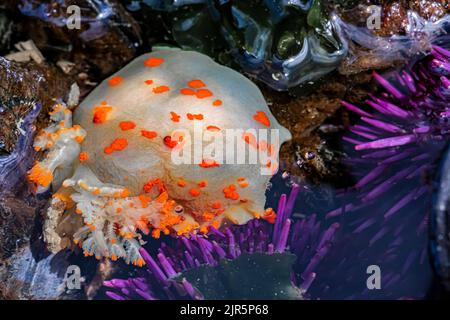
187 113 204 120
211 201 222 209
104 138 128 154
189 188 201 197
144 57 164 67
196 89 213 99
223 184 240 200
108 76 123 87
28 162 53 188
211 220 221 230
197 180 208 188
144 80 154 85
253 111 271 127
170 111 180 122
212 99 222 106
119 121 136 131
163 136 178 148
180 88 196 96
237 177 249 188
206 125 221 131
202 212 215 222
199 159 220 168
143 178 166 194
141 130 158 139
242 132 258 148
78 151 89 162
152 229 161 239
177 179 187 187
93 105 112 124
139 194 152 208
153 85 170 94
74 135 85 143
188 79 206 88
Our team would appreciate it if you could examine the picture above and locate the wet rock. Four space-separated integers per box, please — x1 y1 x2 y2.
175 252 302 300
431 143 450 291
0 11 13 52
3 0 142 88
0 246 77 299
0 193 38 261
262 72 373 183
0 57 72 156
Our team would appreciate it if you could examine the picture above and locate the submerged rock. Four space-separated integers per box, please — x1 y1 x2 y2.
11 0 141 77
177 252 302 300
0 57 73 190
431 143 450 291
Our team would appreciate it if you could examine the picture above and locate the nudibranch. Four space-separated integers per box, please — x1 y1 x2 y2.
28 47 291 265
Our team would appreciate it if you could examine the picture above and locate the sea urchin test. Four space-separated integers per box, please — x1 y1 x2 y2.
28 48 291 265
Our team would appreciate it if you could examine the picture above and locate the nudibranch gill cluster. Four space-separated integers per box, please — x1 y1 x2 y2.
28 48 291 265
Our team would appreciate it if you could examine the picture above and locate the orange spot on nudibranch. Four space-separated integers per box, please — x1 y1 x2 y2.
199 159 220 168
143 178 166 194
197 180 208 188
141 130 158 139
153 85 170 94
238 180 249 188
108 76 123 87
253 111 271 127
242 132 258 148
104 138 128 154
152 229 161 239
202 212 215 222
163 136 178 148
93 105 112 124
144 57 164 67
187 113 204 120
28 162 53 188
195 89 213 99
207 125 221 131
177 179 187 187
139 194 152 208
188 79 206 88
119 121 136 131
144 80 154 85
79 152 89 162
74 135 85 143
212 99 222 106
211 220 221 230
180 88 196 96
223 184 240 200
170 112 180 122
212 201 222 209
189 188 201 197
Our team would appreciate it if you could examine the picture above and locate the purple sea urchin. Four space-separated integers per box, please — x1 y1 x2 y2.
331 44 450 222
103 184 340 300
303 44 450 299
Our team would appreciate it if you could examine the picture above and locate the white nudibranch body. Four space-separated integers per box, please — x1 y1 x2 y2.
29 48 291 265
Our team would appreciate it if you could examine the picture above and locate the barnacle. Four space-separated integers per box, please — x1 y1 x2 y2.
28 48 291 265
